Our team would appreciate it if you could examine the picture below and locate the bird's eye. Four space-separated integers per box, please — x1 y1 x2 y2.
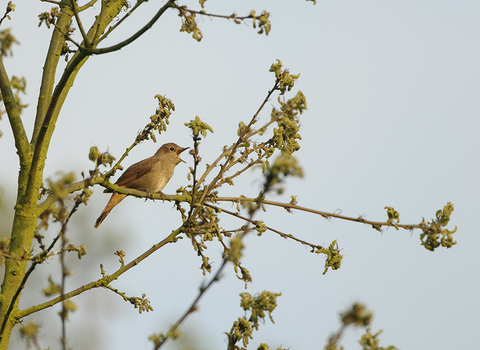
170 147 175 151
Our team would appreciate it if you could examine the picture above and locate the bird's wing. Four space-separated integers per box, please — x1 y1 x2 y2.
116 157 160 188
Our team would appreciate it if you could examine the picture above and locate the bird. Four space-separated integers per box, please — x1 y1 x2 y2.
94 142 188 228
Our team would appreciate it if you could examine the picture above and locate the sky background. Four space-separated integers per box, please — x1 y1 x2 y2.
1 0 479 349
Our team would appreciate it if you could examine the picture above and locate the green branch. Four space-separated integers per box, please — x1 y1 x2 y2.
28 0 128 202
36 176 191 216
26 49 88 204
0 56 28 160
78 0 98 12
17 226 183 320
82 0 176 55
71 0 90 47
36 176 104 215
96 0 149 45
33 1 74 144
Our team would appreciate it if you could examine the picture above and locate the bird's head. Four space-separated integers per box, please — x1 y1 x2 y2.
157 143 189 165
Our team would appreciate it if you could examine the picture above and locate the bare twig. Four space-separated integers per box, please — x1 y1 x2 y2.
60 206 67 350
51 21 81 48
82 0 176 55
171 4 254 22
195 79 280 196
16 226 184 320
204 203 324 251
97 0 148 45
153 257 227 349
71 0 90 47
0 197 82 341
215 197 418 232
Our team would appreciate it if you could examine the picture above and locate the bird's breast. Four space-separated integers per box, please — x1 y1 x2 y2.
147 161 176 192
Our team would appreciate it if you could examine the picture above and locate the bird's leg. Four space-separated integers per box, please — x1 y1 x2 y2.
156 191 166 201
135 189 166 202
134 188 153 201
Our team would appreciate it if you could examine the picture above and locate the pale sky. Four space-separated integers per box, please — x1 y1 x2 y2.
1 1 479 349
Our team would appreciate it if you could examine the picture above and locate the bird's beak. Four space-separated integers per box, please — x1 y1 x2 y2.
178 147 189 163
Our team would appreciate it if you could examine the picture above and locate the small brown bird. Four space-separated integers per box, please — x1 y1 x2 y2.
94 142 188 228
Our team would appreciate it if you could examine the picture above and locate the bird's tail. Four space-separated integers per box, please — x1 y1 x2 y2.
94 193 126 228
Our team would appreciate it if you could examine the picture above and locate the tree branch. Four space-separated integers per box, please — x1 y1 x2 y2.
96 0 148 45
154 255 228 349
40 0 61 4
36 176 104 215
82 0 176 55
195 79 280 191
16 225 184 320
36 175 189 216
33 1 74 144
71 0 90 47
0 56 28 160
26 49 88 203
171 4 254 22
204 203 324 251
0 197 81 340
78 0 98 12
214 197 419 231
28 0 128 203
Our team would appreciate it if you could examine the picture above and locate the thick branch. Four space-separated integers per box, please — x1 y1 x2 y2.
33 1 74 144
27 0 128 203
26 50 88 203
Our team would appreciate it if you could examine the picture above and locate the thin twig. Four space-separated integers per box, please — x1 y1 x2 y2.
156 132 280 348
97 0 148 45
155 256 228 349
0 2 14 26
156 194 267 349
215 143 270 189
60 207 67 350
186 135 201 219
204 203 324 251
82 0 176 55
71 0 90 47
17 226 184 320
195 79 280 198
52 21 81 48
214 197 418 231
171 4 254 21
0 198 81 341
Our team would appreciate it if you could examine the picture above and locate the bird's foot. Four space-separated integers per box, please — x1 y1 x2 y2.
156 191 166 201
136 188 153 201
